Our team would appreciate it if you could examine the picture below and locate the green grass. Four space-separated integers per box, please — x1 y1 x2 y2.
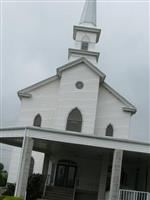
0 196 23 200
0 196 5 200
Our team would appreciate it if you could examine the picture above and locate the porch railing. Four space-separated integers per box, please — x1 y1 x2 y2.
119 189 150 200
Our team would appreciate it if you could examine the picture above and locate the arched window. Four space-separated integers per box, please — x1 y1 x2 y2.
33 114 41 127
66 108 82 132
106 124 113 137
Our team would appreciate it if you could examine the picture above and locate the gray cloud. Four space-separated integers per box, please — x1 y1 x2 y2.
1 0 149 141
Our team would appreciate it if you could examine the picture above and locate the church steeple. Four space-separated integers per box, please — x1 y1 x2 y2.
80 0 97 27
68 0 101 64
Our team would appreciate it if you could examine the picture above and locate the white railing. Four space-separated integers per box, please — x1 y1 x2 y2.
119 189 150 200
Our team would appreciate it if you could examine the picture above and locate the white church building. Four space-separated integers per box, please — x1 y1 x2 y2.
0 0 150 200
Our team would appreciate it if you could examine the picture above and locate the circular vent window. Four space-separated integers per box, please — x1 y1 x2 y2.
76 81 84 89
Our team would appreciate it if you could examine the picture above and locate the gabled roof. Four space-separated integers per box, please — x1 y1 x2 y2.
18 75 58 97
18 57 136 115
18 57 106 98
57 57 106 81
103 82 137 115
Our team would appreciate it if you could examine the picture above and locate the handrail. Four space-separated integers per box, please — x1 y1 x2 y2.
120 189 150 194
119 189 150 200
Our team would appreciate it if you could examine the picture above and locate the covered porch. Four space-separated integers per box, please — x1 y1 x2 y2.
0 127 150 200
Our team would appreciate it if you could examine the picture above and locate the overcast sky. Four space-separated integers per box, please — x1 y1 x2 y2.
0 0 149 141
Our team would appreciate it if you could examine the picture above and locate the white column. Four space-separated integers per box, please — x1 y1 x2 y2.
97 154 109 200
109 149 123 200
42 153 50 177
15 137 34 199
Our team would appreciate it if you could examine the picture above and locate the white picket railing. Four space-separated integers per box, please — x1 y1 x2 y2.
119 189 150 200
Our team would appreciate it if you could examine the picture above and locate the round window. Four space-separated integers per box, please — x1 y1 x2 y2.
76 81 84 89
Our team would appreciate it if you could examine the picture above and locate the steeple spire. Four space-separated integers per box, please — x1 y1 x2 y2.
80 0 97 27
68 0 101 64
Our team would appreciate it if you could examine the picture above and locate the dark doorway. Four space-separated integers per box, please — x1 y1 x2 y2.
55 160 77 188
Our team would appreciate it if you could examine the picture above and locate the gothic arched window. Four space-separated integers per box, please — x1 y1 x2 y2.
33 114 42 127
66 108 82 132
106 124 113 137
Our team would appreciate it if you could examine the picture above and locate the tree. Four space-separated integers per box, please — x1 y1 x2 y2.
0 163 4 171
0 162 8 186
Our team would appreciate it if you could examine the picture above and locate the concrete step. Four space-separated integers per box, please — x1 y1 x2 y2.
44 186 74 200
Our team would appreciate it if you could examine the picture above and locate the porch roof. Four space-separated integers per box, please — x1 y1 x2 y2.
0 126 149 154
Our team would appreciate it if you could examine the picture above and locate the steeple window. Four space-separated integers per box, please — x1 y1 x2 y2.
81 41 89 51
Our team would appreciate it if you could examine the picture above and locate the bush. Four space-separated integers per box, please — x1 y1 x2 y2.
0 196 5 200
0 164 4 171
26 174 44 200
2 184 15 196
0 163 8 186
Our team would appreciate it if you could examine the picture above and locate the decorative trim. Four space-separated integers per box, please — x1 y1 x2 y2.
68 48 100 62
123 107 137 114
0 126 149 150
18 92 32 98
73 26 101 43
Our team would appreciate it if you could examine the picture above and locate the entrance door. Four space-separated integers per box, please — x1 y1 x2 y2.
55 162 77 188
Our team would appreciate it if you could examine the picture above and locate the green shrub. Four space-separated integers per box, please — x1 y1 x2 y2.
2 184 15 196
0 163 8 186
26 174 44 200
0 163 4 171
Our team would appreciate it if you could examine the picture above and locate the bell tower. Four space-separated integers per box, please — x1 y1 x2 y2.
68 0 101 64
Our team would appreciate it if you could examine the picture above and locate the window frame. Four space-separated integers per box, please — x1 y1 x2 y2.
81 41 89 51
66 108 82 132
33 114 42 127
105 124 113 137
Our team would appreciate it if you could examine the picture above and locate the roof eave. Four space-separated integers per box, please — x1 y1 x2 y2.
123 107 137 115
18 92 32 98
103 82 137 114
18 75 59 95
